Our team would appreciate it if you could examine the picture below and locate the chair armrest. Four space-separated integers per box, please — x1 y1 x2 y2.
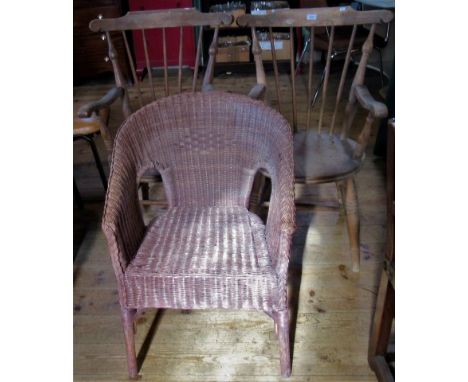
101 156 145 279
248 84 266 100
354 85 388 119
77 87 124 118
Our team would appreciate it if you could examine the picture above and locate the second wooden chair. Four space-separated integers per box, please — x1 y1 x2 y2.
238 6 393 271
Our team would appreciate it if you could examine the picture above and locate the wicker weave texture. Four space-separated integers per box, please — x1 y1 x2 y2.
101 91 296 376
102 91 295 312
125 206 279 310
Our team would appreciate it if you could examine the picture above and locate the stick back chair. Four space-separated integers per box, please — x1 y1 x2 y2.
78 9 232 205
238 7 393 271
102 91 295 377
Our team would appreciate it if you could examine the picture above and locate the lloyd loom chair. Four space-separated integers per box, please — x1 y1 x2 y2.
102 91 296 378
77 9 232 204
238 7 393 272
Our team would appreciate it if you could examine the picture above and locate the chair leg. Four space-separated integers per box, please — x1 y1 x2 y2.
335 181 344 209
274 309 291 378
87 136 108 191
341 177 361 272
73 178 84 209
75 135 108 191
121 307 138 379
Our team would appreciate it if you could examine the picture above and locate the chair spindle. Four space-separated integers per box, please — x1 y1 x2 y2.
105 31 131 118
306 27 315 130
251 27 266 89
202 27 219 90
330 25 357 135
353 112 375 159
121 31 143 108
141 29 156 100
317 26 335 134
192 26 204 92
289 27 297 133
340 24 376 139
269 27 281 114
178 26 184 93
162 27 169 96
352 24 376 88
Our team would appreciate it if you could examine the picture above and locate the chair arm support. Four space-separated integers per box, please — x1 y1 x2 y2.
77 87 124 118
354 85 388 119
248 84 266 100
201 84 215 93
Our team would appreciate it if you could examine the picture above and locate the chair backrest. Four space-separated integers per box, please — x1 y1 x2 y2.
237 7 393 142
89 9 232 119
112 92 292 208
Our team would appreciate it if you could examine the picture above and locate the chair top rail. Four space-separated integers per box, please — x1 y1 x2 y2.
90 8 233 32
237 7 393 28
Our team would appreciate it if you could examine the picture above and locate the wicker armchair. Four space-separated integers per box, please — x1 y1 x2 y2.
102 91 295 377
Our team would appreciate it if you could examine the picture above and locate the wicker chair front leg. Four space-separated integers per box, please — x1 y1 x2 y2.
274 309 291 377
121 307 138 379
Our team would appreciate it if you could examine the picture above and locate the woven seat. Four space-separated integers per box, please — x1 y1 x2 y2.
125 206 278 310
102 91 295 377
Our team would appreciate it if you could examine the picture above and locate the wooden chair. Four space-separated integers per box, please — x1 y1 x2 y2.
102 91 295 378
238 7 393 271
77 8 232 205
368 118 395 381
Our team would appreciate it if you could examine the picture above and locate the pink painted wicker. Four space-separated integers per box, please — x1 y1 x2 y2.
102 91 295 377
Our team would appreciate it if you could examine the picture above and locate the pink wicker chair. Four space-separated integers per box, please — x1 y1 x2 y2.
102 91 296 377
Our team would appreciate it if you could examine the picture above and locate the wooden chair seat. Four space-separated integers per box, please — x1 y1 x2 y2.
294 130 361 184
73 117 102 136
73 102 110 137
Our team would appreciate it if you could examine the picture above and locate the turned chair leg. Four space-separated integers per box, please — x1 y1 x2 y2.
338 177 361 272
274 309 291 378
336 182 344 208
121 307 138 379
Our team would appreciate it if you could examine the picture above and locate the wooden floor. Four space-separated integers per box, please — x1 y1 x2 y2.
74 68 387 381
